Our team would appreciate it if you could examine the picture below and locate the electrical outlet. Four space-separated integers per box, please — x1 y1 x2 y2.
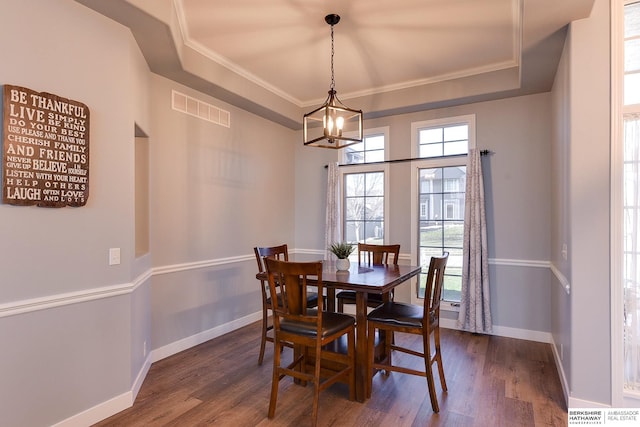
561 244 568 261
109 248 121 265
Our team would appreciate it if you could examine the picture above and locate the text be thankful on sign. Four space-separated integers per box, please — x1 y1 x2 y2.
1 84 89 207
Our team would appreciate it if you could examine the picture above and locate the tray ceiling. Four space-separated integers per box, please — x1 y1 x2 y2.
75 0 595 129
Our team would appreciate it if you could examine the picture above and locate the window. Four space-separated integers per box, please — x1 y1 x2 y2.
344 171 385 243
417 167 466 301
410 115 475 305
344 134 385 164
418 124 469 158
625 2 640 105
621 0 640 397
340 128 389 247
613 0 640 405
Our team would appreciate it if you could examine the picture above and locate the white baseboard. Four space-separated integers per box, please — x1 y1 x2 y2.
548 337 612 409
132 353 152 400
150 311 262 363
550 337 570 406
490 324 552 343
53 353 152 427
51 390 133 427
440 318 553 343
568 397 610 409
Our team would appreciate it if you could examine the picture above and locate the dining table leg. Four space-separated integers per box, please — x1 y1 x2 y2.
355 291 368 402
326 288 335 312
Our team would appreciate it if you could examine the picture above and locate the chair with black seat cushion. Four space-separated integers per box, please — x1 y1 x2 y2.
366 252 449 413
265 258 356 427
336 243 401 313
254 244 320 365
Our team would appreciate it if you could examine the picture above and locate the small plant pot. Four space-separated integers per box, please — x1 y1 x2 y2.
336 258 350 271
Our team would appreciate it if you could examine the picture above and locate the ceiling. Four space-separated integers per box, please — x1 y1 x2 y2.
74 0 595 130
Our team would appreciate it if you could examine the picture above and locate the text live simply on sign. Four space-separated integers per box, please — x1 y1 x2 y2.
2 84 89 207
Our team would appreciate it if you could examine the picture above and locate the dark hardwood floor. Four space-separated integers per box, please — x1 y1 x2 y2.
93 322 567 427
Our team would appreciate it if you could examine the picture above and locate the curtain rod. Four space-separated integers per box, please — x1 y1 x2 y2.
324 149 492 168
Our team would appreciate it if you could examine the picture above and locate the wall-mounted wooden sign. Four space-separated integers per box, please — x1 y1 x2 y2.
1 85 90 207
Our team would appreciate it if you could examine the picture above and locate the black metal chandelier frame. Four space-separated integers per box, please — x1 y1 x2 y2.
303 14 363 149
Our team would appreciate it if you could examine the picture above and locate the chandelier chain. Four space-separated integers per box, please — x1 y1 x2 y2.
330 24 335 91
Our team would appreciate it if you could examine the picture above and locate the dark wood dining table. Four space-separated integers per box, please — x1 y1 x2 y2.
257 260 422 402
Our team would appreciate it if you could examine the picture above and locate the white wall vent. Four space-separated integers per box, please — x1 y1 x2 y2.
171 90 230 128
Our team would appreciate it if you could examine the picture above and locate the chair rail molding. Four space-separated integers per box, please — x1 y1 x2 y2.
549 262 571 295
0 251 563 318
0 281 137 319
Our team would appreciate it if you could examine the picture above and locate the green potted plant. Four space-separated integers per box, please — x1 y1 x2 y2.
329 242 355 270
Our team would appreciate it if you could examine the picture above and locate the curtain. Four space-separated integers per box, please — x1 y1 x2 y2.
624 114 640 391
325 162 341 260
457 148 492 333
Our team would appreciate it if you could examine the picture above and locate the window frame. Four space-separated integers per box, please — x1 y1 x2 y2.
612 0 640 407
338 127 390 250
410 115 476 309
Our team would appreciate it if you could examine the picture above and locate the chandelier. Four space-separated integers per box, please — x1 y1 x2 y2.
303 14 363 149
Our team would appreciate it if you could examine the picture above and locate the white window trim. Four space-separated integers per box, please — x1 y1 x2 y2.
611 0 640 406
410 114 476 159
611 0 640 408
410 115 476 309
611 0 623 408
338 127 390 246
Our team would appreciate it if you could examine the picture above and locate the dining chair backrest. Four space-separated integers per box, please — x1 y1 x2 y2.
422 252 449 325
265 258 324 329
253 244 290 364
358 243 400 266
254 244 289 274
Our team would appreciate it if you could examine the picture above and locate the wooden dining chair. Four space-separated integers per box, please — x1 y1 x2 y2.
366 252 449 412
254 244 320 365
265 258 356 427
336 243 401 312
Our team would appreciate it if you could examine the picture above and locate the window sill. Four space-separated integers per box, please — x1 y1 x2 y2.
441 301 460 312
